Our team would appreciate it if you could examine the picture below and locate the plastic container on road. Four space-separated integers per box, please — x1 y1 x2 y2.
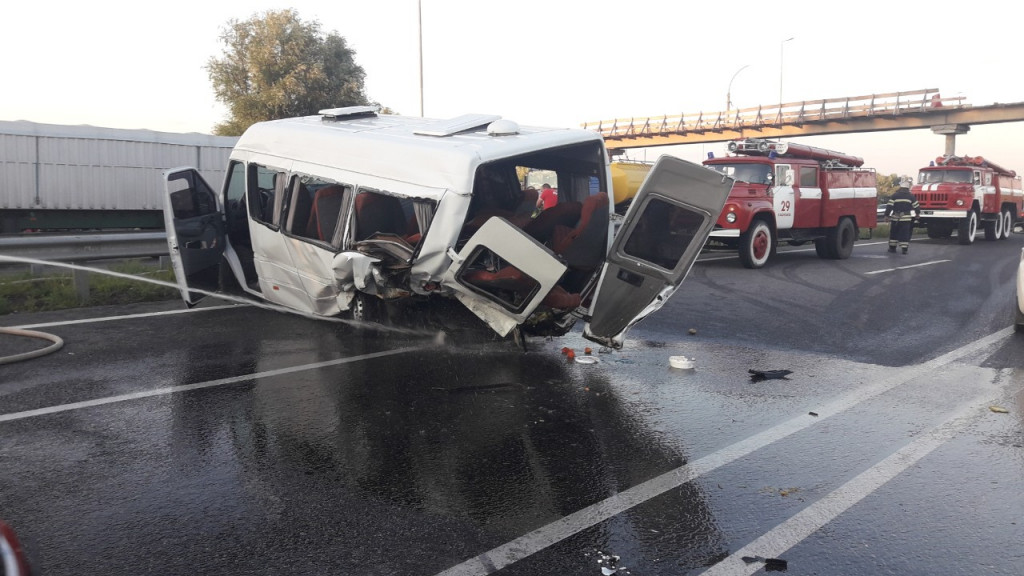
669 356 695 370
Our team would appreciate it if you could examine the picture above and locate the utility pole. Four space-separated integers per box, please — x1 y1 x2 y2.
418 0 424 116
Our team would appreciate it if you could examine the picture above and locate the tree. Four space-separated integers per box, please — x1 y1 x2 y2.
876 173 900 204
206 9 372 136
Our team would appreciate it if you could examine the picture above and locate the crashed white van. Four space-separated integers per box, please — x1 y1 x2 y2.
163 106 731 348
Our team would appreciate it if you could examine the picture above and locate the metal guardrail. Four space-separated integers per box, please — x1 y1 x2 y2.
0 231 168 263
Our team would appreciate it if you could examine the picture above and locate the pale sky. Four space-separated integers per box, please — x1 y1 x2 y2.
3 0 1022 176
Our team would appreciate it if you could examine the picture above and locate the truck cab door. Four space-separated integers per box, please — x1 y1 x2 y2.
583 156 731 348
441 217 568 337
163 168 226 307
773 164 796 229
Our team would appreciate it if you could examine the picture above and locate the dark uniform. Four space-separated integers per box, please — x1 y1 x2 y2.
885 184 921 254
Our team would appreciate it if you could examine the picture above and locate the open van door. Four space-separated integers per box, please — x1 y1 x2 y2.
442 217 568 337
584 156 732 348
163 168 226 307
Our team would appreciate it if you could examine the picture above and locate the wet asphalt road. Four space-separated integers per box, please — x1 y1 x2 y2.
1 235 1022 575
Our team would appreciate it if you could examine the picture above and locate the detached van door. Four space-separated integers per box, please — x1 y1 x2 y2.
441 217 567 337
163 168 226 307
584 156 732 348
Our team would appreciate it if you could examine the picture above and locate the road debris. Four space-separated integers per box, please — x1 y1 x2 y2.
742 555 788 571
749 369 793 381
591 550 630 575
670 356 695 370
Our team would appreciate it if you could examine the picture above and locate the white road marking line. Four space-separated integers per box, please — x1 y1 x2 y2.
6 304 243 330
699 389 997 576
431 327 1013 576
864 259 951 275
0 346 426 424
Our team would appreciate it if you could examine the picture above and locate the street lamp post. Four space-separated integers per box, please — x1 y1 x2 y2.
726 64 750 112
779 37 794 105
418 0 424 117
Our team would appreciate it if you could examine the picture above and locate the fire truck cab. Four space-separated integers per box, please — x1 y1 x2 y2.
913 155 1023 244
703 139 878 268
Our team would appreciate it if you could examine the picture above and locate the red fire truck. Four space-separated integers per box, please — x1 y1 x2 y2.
912 155 1023 244
703 139 878 268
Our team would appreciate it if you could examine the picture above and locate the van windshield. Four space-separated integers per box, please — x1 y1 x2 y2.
707 163 773 185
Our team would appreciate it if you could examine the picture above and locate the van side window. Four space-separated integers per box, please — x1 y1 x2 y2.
247 163 286 228
353 190 415 243
800 166 818 187
285 176 352 247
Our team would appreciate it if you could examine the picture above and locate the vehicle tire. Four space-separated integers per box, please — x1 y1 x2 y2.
999 208 1013 240
926 222 953 239
984 211 1002 241
957 210 977 245
825 217 856 260
814 238 830 258
350 292 382 323
739 219 773 269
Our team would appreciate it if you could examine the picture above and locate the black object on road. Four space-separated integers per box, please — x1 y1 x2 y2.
749 369 793 381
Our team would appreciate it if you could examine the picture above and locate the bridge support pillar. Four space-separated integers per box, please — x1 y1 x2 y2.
931 124 971 156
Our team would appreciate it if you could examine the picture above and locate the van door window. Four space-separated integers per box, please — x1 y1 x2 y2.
224 162 248 239
622 196 704 271
284 176 352 247
247 163 286 229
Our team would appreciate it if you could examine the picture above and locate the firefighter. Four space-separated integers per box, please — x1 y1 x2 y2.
885 176 920 254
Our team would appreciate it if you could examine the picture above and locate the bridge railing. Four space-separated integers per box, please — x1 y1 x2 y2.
583 89 967 141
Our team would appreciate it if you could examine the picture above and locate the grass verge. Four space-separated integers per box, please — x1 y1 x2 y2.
0 260 178 316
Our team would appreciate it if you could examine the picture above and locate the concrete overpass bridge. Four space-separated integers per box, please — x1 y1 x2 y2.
582 89 1024 156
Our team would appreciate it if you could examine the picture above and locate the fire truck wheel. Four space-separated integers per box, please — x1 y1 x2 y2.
826 217 857 260
957 210 978 245
814 238 830 258
999 208 1013 240
984 211 1003 241
739 219 773 269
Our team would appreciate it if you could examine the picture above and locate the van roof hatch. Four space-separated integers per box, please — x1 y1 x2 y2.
319 106 380 121
414 114 502 137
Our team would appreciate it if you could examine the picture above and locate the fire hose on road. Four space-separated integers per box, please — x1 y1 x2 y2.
0 327 64 365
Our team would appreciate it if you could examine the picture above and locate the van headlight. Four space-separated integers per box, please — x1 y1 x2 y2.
725 212 737 223
955 199 964 206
